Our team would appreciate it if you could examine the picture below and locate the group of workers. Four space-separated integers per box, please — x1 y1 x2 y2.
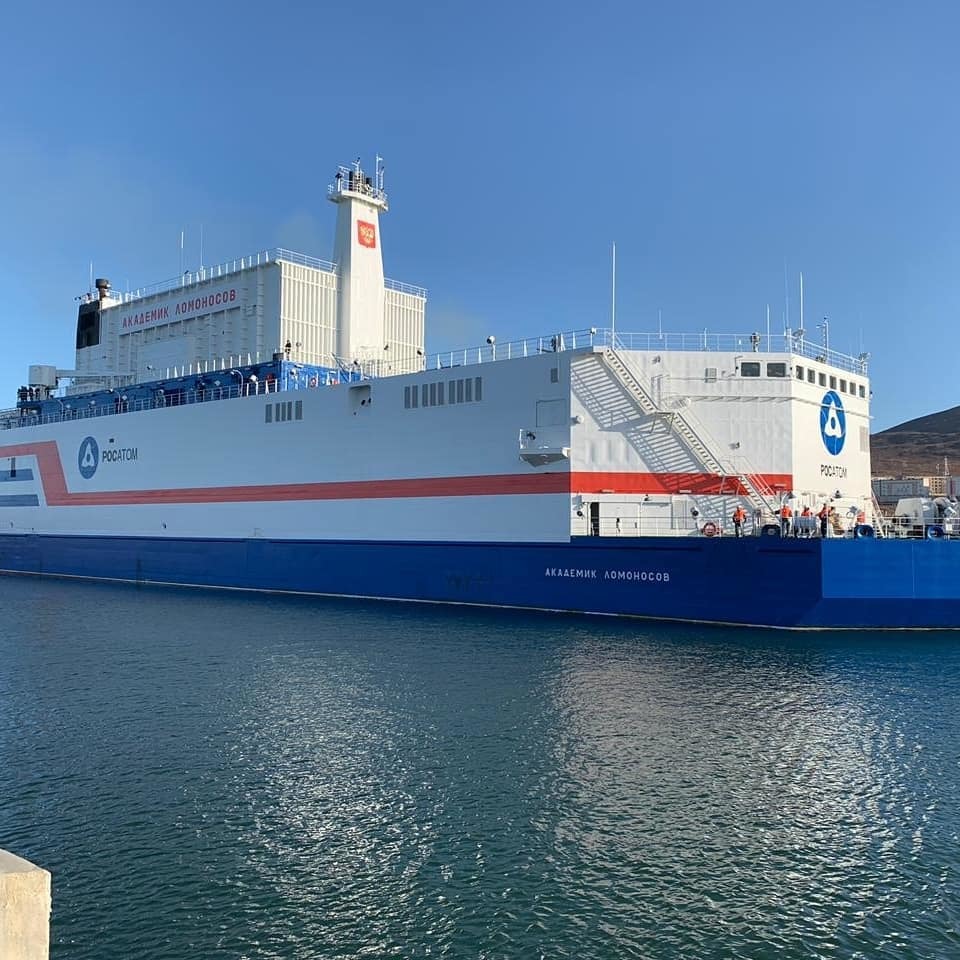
730 502 866 538
16 385 50 403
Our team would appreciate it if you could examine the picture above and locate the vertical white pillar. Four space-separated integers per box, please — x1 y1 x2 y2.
330 163 388 364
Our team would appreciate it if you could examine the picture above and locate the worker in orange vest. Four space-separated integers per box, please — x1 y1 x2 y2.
779 502 793 538
800 505 812 538
732 505 747 538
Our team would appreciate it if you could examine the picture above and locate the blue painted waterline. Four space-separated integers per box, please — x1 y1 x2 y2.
1 533 959 629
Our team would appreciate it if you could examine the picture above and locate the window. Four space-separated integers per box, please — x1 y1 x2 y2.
407 377 482 410
859 384 866 398
295 400 303 420
818 372 826 387
265 405 273 423
840 379 847 393
741 361 761 377
807 369 815 384
550 367 559 383
766 362 787 378
829 376 837 390
796 365 805 380
75 301 101 349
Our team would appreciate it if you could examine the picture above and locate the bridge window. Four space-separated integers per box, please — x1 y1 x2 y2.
767 362 787 378
859 384 866 398
840 378 848 393
818 372 826 387
795 365 804 380
829 375 837 390
740 361 761 377
807 369 815 384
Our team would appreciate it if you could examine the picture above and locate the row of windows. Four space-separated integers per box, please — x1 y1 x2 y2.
740 361 866 398
404 377 483 409
740 361 787 378
795 364 866 398
265 400 303 423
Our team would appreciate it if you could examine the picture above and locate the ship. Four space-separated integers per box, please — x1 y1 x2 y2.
2 158 959 630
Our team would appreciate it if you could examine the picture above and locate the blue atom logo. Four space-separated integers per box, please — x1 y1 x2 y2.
820 391 846 456
78 436 99 479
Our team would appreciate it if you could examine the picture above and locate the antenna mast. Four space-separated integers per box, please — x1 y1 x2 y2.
799 271 804 334
783 260 790 331
611 241 617 345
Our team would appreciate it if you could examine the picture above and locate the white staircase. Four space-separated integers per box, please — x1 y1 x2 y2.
600 348 776 516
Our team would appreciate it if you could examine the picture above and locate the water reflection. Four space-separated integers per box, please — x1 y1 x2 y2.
547 628 960 955
0 580 958 959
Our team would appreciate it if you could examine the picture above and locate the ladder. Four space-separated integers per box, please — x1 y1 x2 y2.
601 348 776 516
870 490 892 537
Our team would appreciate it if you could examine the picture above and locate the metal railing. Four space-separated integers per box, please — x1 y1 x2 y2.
0 325 869 432
102 248 426 305
0 379 299 431
608 330 867 374
392 327 865 379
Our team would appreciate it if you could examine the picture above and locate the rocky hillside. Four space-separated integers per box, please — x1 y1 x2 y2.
871 406 960 477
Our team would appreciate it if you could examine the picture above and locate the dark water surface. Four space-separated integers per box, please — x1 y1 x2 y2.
1 577 959 959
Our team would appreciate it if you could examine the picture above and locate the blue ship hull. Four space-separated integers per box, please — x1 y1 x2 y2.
1 533 959 629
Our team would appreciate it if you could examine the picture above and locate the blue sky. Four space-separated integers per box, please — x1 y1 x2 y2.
1 0 957 430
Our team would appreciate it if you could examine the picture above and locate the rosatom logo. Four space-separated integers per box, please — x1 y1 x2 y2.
820 390 846 456
78 436 99 479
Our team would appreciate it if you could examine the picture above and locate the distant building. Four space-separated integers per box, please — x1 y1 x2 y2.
872 477 929 509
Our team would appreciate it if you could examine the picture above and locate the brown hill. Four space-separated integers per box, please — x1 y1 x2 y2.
871 406 960 477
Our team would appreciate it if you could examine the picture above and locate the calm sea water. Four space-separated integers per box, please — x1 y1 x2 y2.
1 576 959 959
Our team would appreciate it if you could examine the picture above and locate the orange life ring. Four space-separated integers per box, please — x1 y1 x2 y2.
702 521 718 537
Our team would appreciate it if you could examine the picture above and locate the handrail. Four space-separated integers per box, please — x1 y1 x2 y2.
0 326 869 432
101 248 427 305
0 379 304 431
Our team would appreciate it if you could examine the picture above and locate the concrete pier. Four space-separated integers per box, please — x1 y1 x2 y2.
0 849 50 960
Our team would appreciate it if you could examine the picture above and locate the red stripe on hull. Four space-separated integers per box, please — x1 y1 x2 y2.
0 441 791 505
571 471 792 496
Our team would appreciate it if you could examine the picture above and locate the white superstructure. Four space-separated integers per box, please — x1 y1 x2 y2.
1 158 874 547
68 160 425 392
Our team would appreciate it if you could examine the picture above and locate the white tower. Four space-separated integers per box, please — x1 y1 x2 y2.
329 158 388 364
